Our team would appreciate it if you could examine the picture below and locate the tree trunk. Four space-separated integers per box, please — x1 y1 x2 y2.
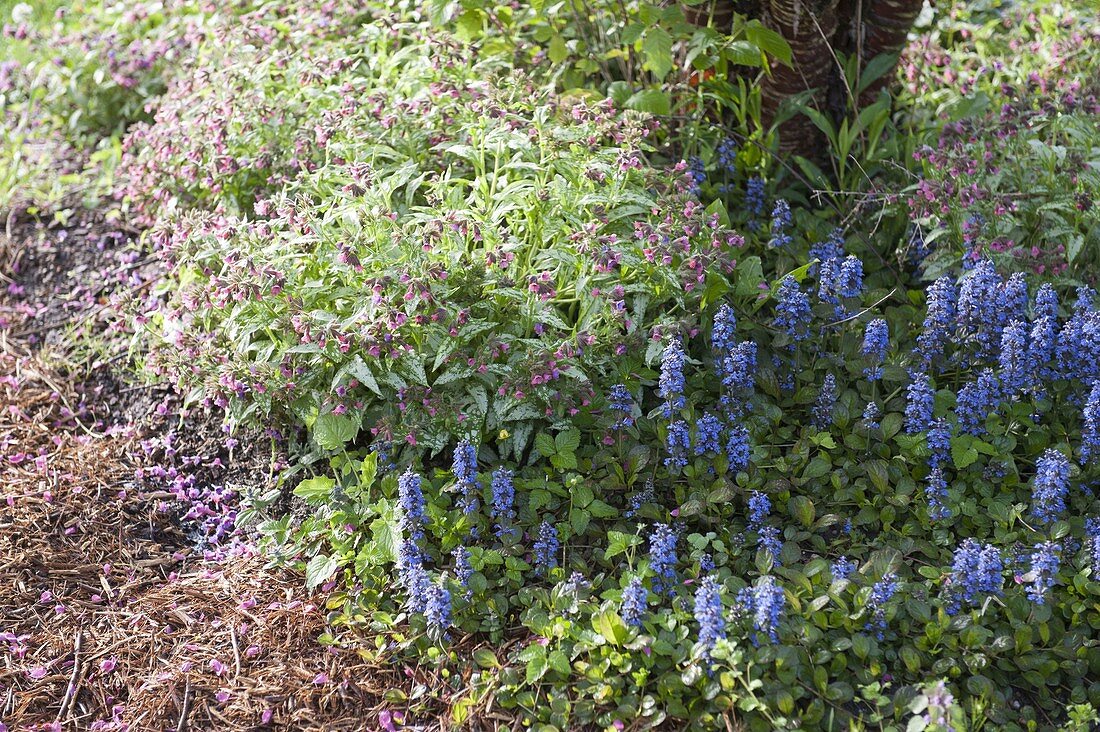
679 0 921 160
856 0 924 104
759 0 841 156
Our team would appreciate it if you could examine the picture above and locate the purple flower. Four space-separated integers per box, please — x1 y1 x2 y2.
648 523 678 597
923 681 956 731
532 522 560 574
425 582 452 637
1031 449 1070 524
607 384 635 428
1034 283 1059 320
769 199 792 248
757 525 783 566
1084 517 1100 579
694 412 722 455
734 576 784 645
955 369 1000 436
711 303 738 354
998 320 1031 395
1001 272 1029 326
452 545 473 598
664 420 691 470
693 575 725 664
862 319 888 380
808 228 844 277
944 539 1003 615
917 276 957 368
836 256 864 300
862 401 881 429
723 424 750 472
831 556 857 580
719 341 756 409
905 371 935 433
773 276 811 343
865 573 900 640
812 374 838 429
747 491 770 527
659 340 687 418
925 466 951 521
1026 541 1060 604
745 176 766 218
490 467 515 539
397 469 426 547
1082 381 1100 464
927 418 952 470
621 576 648 628
452 441 479 515
957 259 1005 360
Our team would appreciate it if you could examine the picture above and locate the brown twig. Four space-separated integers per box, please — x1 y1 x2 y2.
55 631 83 722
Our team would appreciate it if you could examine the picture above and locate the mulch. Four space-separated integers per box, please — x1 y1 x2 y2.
0 217 506 731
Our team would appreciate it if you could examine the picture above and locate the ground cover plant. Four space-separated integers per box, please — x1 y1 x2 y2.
3 0 1100 730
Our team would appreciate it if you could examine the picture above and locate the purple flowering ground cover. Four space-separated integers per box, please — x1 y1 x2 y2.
2 0 1100 731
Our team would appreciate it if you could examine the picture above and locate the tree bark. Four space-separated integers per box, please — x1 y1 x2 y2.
679 0 921 160
759 0 841 156
857 0 924 104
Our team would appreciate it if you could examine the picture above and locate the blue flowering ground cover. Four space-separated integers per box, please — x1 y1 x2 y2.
3 0 1100 729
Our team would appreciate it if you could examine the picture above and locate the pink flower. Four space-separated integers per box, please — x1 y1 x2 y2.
100 658 117 674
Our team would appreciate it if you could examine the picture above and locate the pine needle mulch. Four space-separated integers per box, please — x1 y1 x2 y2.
0 220 498 731
0 346 424 730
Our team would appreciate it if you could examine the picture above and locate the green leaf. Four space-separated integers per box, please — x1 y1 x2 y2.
548 34 568 64
472 648 500 668
593 611 629 645
588 499 618 519
555 429 581 454
625 89 670 116
305 554 339 589
525 649 548 683
642 28 673 80
734 256 764 296
359 452 378 490
573 484 594 508
548 649 571 675
723 39 763 67
605 530 643 560
788 495 816 528
346 359 384 397
951 437 979 469
364 514 397 562
803 456 831 481
551 452 578 471
534 433 557 456
293 476 336 505
314 412 360 451
744 21 791 65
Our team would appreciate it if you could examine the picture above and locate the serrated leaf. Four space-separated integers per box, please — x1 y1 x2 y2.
314 412 360 451
555 429 581 454
642 28 673 80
